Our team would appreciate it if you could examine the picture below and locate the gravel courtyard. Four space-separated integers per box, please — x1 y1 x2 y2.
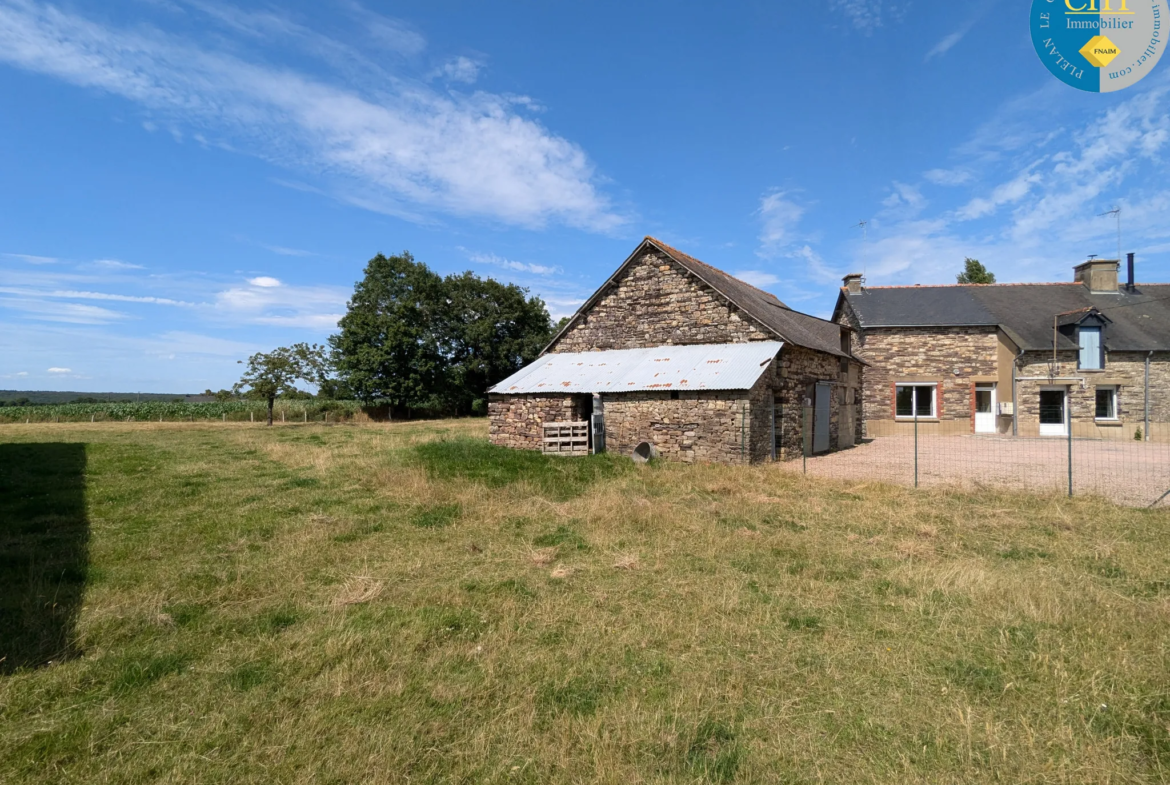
792 435 1170 508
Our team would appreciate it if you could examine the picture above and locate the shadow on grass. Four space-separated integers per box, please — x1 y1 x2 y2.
0 443 89 673
413 438 632 501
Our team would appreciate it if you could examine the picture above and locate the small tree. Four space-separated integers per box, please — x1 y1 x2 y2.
234 343 330 426
957 258 996 284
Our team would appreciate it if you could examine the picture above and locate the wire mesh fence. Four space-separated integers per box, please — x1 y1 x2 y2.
790 407 1170 508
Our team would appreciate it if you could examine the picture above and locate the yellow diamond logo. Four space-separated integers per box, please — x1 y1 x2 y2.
1080 35 1121 68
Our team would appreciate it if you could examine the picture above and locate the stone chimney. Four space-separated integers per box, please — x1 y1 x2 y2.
1073 259 1119 293
842 273 863 294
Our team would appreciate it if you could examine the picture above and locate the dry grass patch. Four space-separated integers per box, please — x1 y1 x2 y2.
612 553 640 570
331 576 384 607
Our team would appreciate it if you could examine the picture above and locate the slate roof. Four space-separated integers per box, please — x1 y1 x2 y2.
839 282 1170 352
546 237 853 359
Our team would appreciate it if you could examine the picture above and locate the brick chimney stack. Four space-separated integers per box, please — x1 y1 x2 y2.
842 273 863 294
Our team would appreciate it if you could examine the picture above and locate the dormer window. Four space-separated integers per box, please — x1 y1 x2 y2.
1078 326 1103 370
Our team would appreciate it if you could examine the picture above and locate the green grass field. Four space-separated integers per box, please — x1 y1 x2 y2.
1 420 1168 783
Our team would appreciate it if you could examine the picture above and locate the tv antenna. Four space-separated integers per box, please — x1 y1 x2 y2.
853 220 869 278
1098 207 1121 267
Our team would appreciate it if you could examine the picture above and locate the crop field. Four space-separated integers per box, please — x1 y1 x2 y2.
1 420 1168 783
0 400 363 424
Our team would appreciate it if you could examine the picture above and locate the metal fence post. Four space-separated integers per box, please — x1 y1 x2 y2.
1067 411 1073 498
914 411 919 489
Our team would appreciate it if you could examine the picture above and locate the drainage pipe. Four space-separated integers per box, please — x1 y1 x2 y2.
1012 347 1025 436
1146 350 1153 442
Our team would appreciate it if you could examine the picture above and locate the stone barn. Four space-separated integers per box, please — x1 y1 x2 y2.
488 237 863 463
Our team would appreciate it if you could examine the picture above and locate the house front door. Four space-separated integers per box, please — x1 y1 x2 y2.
1039 388 1067 437
975 385 996 434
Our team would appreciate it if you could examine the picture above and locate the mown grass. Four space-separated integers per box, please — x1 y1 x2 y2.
1 419 1169 783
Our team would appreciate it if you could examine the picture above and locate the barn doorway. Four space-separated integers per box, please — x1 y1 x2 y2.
574 394 595 451
813 382 832 454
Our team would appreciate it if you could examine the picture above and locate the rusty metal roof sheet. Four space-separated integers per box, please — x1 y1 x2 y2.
489 341 783 395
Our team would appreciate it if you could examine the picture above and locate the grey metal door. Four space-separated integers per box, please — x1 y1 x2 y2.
814 383 831 454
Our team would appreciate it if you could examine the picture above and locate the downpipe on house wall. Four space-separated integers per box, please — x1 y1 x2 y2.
1012 347 1025 436
1146 350 1153 442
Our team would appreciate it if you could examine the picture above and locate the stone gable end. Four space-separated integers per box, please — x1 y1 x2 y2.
550 250 773 352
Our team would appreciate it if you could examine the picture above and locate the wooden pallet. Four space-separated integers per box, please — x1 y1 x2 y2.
543 421 589 456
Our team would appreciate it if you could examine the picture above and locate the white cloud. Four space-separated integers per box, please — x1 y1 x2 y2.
0 297 130 324
790 244 845 284
466 250 559 276
0 0 623 231
92 258 145 270
47 367 71 373
925 31 965 61
757 190 806 256
0 286 191 306
955 168 1043 221
881 181 926 218
831 77 1170 289
828 0 906 33
215 281 347 330
262 244 314 257
432 56 481 84
540 296 586 321
3 252 57 264
154 330 256 358
923 168 973 186
247 276 282 288
731 270 780 288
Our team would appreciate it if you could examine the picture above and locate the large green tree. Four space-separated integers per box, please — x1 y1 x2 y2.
440 272 555 415
329 252 446 415
233 343 330 426
330 252 554 417
956 258 996 284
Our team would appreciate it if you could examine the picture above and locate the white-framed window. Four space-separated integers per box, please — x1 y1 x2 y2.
895 383 936 419
1095 386 1118 420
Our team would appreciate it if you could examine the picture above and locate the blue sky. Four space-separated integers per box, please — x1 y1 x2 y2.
2 0 1169 393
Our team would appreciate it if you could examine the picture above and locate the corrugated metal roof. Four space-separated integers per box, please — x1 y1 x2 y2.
489 342 784 395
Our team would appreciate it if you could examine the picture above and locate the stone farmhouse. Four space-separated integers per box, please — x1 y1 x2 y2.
489 238 864 463
832 257 1170 442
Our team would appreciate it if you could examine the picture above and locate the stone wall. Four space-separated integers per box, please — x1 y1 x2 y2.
762 346 862 460
1015 351 1170 441
838 319 999 436
488 394 589 451
550 250 772 352
602 391 751 463
489 346 861 463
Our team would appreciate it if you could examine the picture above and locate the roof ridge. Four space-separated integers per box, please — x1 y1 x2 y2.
644 236 785 304
853 282 1086 290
